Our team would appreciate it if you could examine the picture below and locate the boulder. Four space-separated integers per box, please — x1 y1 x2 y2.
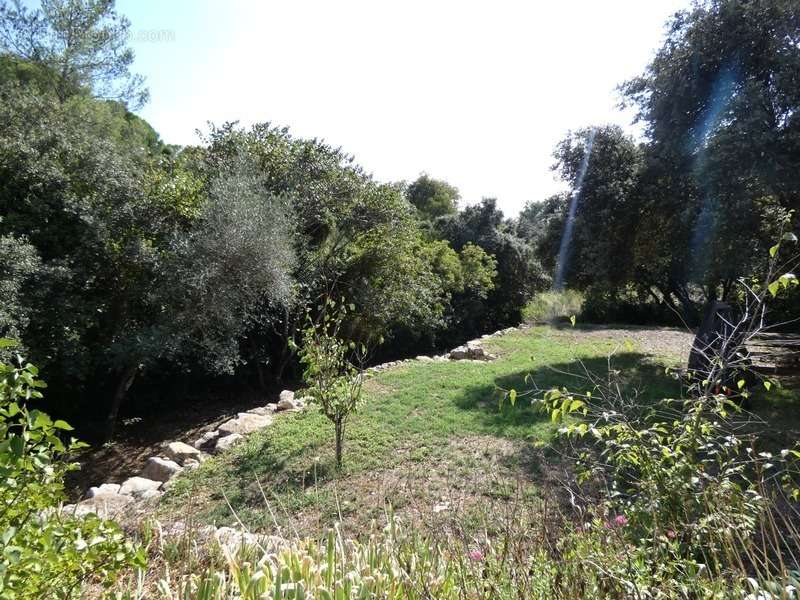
449 341 492 361
193 430 220 450
246 405 276 416
215 433 244 452
448 345 470 360
165 441 203 465
120 476 162 497
139 489 163 501
70 492 134 519
218 412 272 436
141 457 183 482
85 483 121 498
279 389 294 404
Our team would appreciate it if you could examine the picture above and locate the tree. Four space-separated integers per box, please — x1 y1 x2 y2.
407 173 459 220
0 0 148 107
538 126 643 292
294 299 365 470
436 198 548 334
617 0 800 317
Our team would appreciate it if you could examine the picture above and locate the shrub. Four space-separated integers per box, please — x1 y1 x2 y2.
0 342 143 598
522 290 583 324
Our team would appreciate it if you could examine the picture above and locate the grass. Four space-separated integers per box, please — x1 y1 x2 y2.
161 325 683 536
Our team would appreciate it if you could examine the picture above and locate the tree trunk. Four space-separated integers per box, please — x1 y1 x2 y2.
334 419 345 470
105 364 138 441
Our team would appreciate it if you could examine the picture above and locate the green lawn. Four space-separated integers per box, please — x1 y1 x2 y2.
162 326 682 535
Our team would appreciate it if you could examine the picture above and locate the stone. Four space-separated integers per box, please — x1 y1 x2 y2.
246 405 276 416
279 389 294 404
448 345 469 360
277 399 297 411
218 412 273 436
85 483 121 498
165 441 203 465
416 355 434 362
141 456 183 482
215 433 244 452
193 430 220 449
449 340 493 361
183 459 201 470
70 492 134 518
139 489 163 501
120 476 162 497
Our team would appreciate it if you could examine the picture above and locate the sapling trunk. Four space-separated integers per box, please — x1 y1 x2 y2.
334 418 345 469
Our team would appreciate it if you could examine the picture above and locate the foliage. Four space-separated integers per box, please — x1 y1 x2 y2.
0 0 148 107
526 227 800 595
158 152 297 375
530 1 800 322
0 346 143 597
522 290 583 324
406 173 459 220
436 198 549 335
0 236 39 350
294 299 366 469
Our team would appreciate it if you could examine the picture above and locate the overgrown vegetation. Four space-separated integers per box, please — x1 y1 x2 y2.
0 342 142 597
3 0 800 597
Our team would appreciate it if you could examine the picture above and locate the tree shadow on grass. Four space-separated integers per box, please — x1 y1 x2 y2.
453 353 682 438
450 353 682 491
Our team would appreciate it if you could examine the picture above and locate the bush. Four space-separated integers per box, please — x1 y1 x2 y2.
522 290 583 324
579 286 678 325
0 342 143 598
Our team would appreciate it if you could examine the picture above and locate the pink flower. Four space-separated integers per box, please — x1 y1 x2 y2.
613 515 628 527
666 530 677 540
468 550 484 561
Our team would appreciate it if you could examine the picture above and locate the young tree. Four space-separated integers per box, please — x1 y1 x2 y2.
0 0 148 107
294 298 366 470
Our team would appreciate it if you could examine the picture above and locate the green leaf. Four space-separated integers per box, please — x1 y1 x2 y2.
509 389 517 406
768 281 781 297
53 420 74 431
569 315 576 327
737 379 745 390
770 243 780 257
9 436 23 458
0 339 17 349
783 232 798 243
764 381 772 391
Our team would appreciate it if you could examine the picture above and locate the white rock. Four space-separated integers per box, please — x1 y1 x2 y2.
165 441 202 465
120 476 163 497
85 483 121 498
279 389 294 404
140 489 163 501
219 412 273 435
215 433 244 452
416 355 434 362
73 493 134 518
142 457 183 482
448 345 469 360
193 430 220 449
246 405 276 416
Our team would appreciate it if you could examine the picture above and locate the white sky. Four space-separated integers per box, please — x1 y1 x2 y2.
122 0 691 216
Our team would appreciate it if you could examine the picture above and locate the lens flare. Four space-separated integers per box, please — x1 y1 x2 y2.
554 128 596 291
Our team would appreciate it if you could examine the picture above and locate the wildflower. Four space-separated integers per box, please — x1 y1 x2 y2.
468 550 484 561
613 515 628 527
666 530 677 540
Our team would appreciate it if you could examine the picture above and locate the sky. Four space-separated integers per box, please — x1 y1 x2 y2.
119 0 691 216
